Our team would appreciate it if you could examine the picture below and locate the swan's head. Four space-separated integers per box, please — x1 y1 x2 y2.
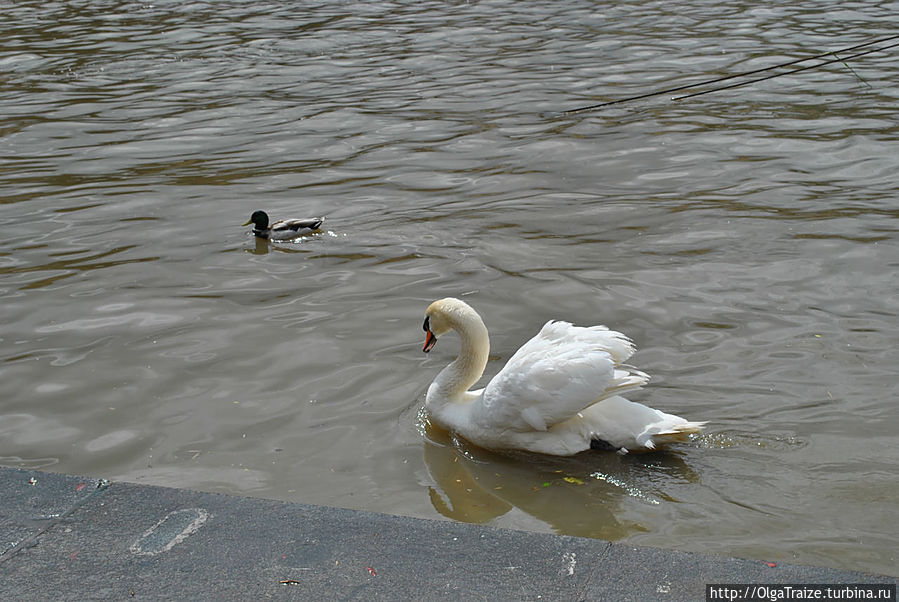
243 210 269 228
422 297 482 353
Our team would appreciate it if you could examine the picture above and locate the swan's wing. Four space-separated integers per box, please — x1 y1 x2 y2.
474 321 648 432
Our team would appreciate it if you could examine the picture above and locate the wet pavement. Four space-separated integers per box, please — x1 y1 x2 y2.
1 466 894 601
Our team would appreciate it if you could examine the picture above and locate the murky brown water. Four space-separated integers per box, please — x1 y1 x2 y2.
2 0 898 576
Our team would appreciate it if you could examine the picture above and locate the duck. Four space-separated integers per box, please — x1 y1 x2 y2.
421 297 705 455
243 210 323 240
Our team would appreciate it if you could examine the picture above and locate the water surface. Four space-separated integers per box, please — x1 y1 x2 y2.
2 0 898 576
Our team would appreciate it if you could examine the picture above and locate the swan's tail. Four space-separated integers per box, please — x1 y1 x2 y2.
644 421 707 449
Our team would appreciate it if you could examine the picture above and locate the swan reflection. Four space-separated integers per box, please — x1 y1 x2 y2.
421 419 700 540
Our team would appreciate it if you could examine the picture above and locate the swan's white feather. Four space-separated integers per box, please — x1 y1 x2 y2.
475 321 648 433
423 299 705 455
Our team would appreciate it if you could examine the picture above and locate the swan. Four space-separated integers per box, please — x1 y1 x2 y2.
421 298 705 455
243 210 323 240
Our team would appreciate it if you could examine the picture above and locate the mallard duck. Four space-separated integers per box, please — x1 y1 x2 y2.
421 297 705 455
243 210 323 240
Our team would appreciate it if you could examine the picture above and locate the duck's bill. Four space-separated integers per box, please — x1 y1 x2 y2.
423 330 437 353
242 219 253 226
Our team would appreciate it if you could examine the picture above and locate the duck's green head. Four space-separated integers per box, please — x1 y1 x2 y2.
243 210 269 229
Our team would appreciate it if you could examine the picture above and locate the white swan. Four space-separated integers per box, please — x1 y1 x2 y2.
421 298 705 455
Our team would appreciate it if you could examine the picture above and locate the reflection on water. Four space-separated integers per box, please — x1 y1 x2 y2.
426 431 637 539
2 0 899 577
422 415 706 539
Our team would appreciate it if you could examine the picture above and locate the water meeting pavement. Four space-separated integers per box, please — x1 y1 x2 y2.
1 466 894 601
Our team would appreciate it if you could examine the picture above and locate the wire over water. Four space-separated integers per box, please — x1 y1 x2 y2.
561 34 899 115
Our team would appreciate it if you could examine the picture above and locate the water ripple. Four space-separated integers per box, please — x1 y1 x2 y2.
2 0 898 578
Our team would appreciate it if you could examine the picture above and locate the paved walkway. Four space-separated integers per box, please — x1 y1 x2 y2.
1 466 894 600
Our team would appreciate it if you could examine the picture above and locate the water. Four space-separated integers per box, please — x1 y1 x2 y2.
2 0 897 577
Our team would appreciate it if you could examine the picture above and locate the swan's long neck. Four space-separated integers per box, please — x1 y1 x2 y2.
427 311 490 412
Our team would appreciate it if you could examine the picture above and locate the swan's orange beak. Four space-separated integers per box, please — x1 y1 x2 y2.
423 329 437 353
423 316 437 352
